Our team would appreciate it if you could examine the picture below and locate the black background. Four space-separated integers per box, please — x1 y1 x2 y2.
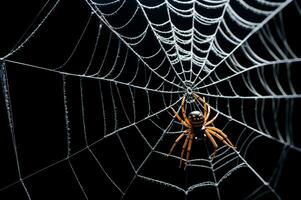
0 0 301 200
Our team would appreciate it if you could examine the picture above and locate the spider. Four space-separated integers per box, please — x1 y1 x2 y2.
169 93 234 168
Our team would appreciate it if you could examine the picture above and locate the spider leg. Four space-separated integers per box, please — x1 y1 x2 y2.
181 96 191 126
205 113 219 126
193 93 206 104
179 134 189 168
171 107 190 128
168 130 188 155
206 126 234 147
193 94 210 123
185 133 194 169
206 129 233 148
205 130 218 159
204 99 211 123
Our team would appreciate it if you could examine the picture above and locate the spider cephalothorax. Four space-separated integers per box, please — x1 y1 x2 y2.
188 111 204 128
169 94 234 168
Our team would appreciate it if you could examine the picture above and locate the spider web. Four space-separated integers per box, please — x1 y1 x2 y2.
0 0 301 199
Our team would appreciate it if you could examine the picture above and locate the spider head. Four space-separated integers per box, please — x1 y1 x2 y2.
188 111 204 127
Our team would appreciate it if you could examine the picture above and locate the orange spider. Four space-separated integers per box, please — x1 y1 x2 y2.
169 93 234 168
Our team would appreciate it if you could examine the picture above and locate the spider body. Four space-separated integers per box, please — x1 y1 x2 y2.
169 94 235 168
188 111 205 139
188 111 204 128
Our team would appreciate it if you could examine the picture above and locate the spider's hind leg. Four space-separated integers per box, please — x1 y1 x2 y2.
205 130 218 159
184 134 194 169
179 135 189 168
169 131 187 155
207 127 234 147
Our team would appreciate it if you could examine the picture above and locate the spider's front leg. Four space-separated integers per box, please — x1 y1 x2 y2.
193 93 211 123
171 107 190 128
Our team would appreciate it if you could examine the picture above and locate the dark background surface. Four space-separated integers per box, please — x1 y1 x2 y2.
0 0 301 200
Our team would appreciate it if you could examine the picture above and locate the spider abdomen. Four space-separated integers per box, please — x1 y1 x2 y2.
188 111 205 139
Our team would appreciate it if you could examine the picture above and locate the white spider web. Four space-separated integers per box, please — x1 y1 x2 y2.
0 0 301 199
